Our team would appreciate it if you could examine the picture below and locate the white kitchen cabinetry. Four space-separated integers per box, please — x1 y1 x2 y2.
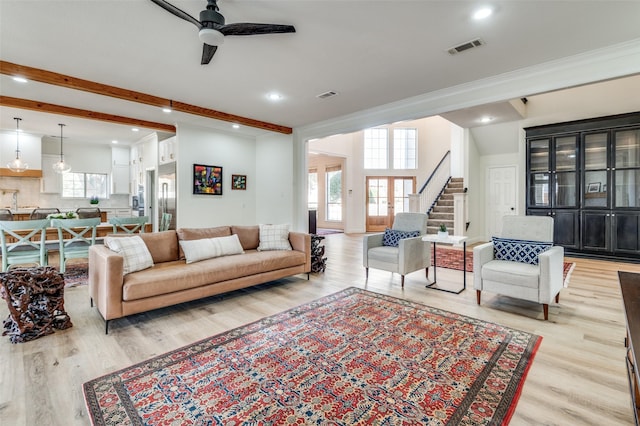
159 136 176 165
111 146 130 195
40 154 62 193
104 208 134 220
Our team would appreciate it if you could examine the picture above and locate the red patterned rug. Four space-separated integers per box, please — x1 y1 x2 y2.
83 288 541 425
431 247 576 287
63 263 89 288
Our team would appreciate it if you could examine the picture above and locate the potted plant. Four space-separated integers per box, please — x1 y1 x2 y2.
90 196 99 205
438 223 448 238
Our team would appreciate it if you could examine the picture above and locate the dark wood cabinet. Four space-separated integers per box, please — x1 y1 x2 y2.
618 271 640 426
526 111 640 260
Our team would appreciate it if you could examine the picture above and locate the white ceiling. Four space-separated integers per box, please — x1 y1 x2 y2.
1 0 640 144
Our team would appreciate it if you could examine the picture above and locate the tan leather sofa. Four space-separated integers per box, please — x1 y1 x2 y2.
88 225 311 333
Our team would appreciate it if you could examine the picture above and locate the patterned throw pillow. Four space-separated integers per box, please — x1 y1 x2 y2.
492 237 552 265
257 224 292 251
104 236 154 274
382 228 421 247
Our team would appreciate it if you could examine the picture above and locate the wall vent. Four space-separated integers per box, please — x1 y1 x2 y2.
447 38 485 55
317 90 338 99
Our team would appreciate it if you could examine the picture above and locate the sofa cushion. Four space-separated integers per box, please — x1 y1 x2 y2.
139 231 179 263
382 228 420 247
122 250 307 301
231 225 260 250
492 237 552 265
104 236 154 275
176 226 232 259
179 234 244 264
481 259 540 289
258 223 292 251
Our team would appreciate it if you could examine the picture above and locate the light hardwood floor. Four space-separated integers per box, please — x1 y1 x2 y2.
1 233 639 425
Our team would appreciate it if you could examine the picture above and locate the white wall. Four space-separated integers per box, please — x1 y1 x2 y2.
176 123 258 227
255 133 294 226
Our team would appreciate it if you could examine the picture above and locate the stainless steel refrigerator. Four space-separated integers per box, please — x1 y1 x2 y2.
158 162 177 230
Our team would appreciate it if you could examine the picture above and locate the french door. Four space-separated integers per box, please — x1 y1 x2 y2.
366 177 416 232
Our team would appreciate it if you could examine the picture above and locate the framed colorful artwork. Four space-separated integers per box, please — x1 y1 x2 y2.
193 164 223 195
232 174 247 190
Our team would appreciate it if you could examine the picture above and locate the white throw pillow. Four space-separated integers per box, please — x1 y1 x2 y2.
179 234 245 264
104 236 154 275
257 223 292 251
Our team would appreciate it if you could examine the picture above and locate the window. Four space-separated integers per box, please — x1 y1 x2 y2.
326 165 342 221
364 128 388 169
393 128 417 169
308 169 318 210
62 172 108 199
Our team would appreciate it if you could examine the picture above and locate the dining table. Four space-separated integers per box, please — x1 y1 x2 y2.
3 222 152 247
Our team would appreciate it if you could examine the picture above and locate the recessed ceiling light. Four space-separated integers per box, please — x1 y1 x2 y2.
267 93 283 101
12 76 28 83
473 7 493 20
132 128 139 132
162 107 172 113
112 140 118 144
232 124 240 129
480 116 493 123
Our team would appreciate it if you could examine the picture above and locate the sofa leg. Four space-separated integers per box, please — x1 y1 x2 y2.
401 275 405 288
555 293 560 303
307 273 310 280
105 319 110 335
90 297 93 308
543 304 549 320
476 290 481 305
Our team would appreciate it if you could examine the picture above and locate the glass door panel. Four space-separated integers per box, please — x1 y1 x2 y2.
615 169 640 207
584 133 608 170
529 173 550 207
367 178 388 216
555 136 577 171
584 170 608 207
529 139 550 171
393 178 415 214
555 172 576 207
615 130 640 168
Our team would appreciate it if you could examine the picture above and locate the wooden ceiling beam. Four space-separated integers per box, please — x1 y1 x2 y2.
0 96 177 133
0 60 293 135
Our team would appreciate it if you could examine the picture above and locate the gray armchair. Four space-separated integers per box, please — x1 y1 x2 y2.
473 215 564 320
363 212 431 287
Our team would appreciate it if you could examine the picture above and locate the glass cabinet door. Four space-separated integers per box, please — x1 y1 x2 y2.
529 139 550 172
529 173 550 207
554 136 577 171
554 136 577 207
584 132 609 208
615 129 640 207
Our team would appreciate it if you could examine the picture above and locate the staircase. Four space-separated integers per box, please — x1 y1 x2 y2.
426 177 464 234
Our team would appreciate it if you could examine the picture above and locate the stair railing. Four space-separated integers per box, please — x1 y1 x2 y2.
417 150 451 214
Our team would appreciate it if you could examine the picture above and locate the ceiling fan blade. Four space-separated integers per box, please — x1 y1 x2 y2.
219 23 296 36
149 0 202 29
201 44 218 65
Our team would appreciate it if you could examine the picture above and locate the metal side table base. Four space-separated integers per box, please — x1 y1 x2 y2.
423 235 467 294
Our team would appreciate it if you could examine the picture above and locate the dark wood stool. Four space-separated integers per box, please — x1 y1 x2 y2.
0 266 72 343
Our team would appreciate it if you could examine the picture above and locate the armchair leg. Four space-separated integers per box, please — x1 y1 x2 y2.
425 267 429 278
555 293 560 303
543 304 549 320
365 267 369 280
90 297 93 308
401 275 405 288
476 290 481 305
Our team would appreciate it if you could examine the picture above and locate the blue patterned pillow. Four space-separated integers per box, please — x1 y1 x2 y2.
492 237 552 265
382 228 420 247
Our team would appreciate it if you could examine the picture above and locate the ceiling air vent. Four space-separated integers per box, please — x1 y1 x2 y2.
317 91 338 99
447 38 485 55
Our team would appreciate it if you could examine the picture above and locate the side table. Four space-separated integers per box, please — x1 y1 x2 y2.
421 234 468 294
0 266 72 343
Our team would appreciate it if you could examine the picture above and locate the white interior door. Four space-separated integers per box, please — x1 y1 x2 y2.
487 166 517 238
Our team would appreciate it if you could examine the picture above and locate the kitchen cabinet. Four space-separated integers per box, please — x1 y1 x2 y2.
40 154 62 193
111 146 130 195
159 136 176 165
526 111 640 259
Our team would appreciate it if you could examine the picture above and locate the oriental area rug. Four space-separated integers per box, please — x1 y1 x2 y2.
83 288 541 425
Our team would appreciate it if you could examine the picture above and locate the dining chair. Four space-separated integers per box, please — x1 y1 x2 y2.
76 207 101 219
160 213 172 231
30 208 60 220
51 218 101 273
0 208 13 221
109 216 149 234
0 219 50 272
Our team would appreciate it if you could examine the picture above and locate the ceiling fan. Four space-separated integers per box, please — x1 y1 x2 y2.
150 0 296 64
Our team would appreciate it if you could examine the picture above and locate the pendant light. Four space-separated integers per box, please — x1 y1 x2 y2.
52 123 71 174
7 117 29 172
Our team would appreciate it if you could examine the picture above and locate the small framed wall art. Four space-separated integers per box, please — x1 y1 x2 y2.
232 174 247 190
193 164 223 195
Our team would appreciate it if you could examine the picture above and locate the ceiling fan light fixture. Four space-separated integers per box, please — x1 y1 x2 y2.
7 117 29 173
199 28 225 46
53 123 71 174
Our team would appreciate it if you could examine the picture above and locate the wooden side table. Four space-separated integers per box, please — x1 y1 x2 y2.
0 266 72 343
